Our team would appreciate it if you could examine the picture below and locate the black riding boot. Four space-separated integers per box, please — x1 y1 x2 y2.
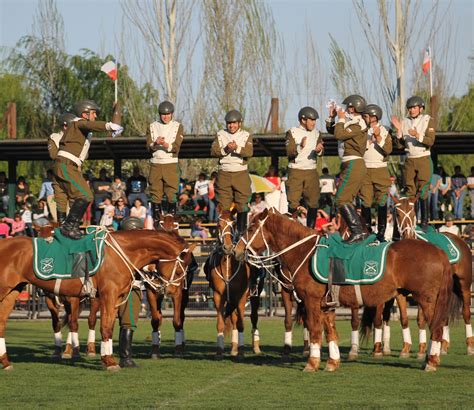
306 207 318 229
119 328 138 368
288 207 298 219
60 199 89 240
168 202 177 216
57 211 67 225
152 202 162 222
419 198 429 232
339 204 368 244
392 211 401 241
235 211 248 242
376 205 388 242
361 206 372 233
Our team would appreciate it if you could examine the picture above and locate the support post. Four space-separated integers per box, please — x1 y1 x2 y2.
7 102 17 139
114 158 122 179
7 159 17 218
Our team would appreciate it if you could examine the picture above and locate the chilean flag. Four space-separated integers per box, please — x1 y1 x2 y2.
101 61 117 81
422 48 431 75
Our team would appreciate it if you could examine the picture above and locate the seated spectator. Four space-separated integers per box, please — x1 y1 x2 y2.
264 165 282 210
32 200 50 227
0 172 8 213
21 202 34 237
384 213 394 242
315 209 330 232
92 168 112 224
387 175 399 212
319 168 336 213
15 176 30 207
429 169 442 221
127 166 148 207
438 214 460 236
130 198 147 221
0 213 11 238
451 165 468 219
178 180 193 209
249 193 268 218
191 218 209 240
111 175 127 204
209 172 218 221
39 170 56 222
3 213 25 237
99 197 115 229
193 172 216 221
114 198 129 230
468 166 474 220
461 224 474 249
438 166 452 219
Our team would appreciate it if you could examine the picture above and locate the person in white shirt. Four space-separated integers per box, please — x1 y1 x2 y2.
468 166 474 219
130 198 147 222
249 194 268 219
438 214 460 236
319 167 336 212
99 197 115 228
193 172 215 221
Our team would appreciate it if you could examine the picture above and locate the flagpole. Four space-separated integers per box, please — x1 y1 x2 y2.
429 47 433 98
114 60 118 104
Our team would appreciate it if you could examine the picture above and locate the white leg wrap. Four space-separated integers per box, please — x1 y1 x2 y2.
284 331 293 346
383 324 391 343
466 324 473 338
429 340 441 356
442 326 450 342
54 332 62 347
402 327 412 345
0 338 6 355
181 329 186 343
252 329 260 341
71 332 79 349
231 329 238 344
100 340 113 356
351 330 359 347
238 332 244 347
217 333 224 350
374 328 383 344
66 332 72 345
175 330 183 346
303 328 309 342
309 343 321 359
328 341 340 360
419 329 427 344
152 331 161 345
87 329 95 344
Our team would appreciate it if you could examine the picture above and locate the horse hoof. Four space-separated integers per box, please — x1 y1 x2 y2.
325 359 340 372
303 358 320 372
62 344 73 359
467 346 474 356
372 352 383 359
424 363 438 372
3 365 13 371
106 365 121 372
416 352 426 361
151 353 160 360
347 353 358 361
383 349 392 356
302 349 310 358
399 352 410 359
253 347 262 355
86 343 96 357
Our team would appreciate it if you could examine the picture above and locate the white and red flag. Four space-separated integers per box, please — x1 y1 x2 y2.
422 48 431 74
101 61 117 81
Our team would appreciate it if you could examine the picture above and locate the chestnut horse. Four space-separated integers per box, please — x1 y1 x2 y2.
147 213 194 358
0 229 195 371
206 210 262 359
391 196 472 357
235 208 456 372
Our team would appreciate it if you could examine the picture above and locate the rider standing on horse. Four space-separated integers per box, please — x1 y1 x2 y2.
146 101 184 224
53 100 123 239
391 96 435 232
332 94 369 244
359 104 392 242
211 110 253 239
285 106 324 228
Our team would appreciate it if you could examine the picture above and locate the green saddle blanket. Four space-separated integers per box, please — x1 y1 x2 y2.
311 234 392 285
32 227 107 280
414 226 461 264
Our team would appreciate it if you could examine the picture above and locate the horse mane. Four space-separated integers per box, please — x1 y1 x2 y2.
111 229 185 247
265 212 315 242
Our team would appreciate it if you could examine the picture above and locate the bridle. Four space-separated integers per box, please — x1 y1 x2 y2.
217 216 235 255
394 197 417 239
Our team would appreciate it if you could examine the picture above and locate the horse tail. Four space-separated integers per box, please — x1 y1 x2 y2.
294 302 306 327
359 306 377 343
382 298 395 323
431 260 456 338
449 272 464 324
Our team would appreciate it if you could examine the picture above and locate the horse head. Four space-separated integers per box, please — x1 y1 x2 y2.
234 208 271 261
158 212 180 233
393 195 418 239
217 208 235 255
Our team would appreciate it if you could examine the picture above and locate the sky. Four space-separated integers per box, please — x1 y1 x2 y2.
1 0 473 128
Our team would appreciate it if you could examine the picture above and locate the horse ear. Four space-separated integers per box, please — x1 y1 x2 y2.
216 203 223 216
261 208 269 218
188 243 197 253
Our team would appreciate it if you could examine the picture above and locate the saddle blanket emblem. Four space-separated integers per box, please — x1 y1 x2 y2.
363 260 379 276
40 258 54 274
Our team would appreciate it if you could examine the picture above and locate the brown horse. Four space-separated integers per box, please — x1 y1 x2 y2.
206 210 262 359
0 229 196 371
392 196 473 356
234 208 457 372
147 213 194 358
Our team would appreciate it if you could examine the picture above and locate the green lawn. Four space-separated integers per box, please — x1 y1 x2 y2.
0 318 473 409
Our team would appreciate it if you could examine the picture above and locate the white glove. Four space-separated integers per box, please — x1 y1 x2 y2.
106 122 124 137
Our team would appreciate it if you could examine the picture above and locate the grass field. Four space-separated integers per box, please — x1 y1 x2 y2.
0 318 473 409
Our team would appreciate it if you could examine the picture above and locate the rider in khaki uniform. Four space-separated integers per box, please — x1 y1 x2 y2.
53 100 123 239
48 113 75 224
146 101 183 223
286 106 324 228
333 95 369 243
359 104 392 241
391 96 435 231
211 110 253 238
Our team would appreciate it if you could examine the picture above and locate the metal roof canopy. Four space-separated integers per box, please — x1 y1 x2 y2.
0 132 473 161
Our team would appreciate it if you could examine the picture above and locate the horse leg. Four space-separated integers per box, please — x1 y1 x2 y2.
45 295 62 360
235 294 247 358
180 288 189 347
250 292 261 355
372 305 384 358
302 298 322 372
99 294 120 371
281 289 293 358
230 310 239 357
65 298 81 360
87 297 100 357
461 286 473 355
147 289 163 359
348 307 360 361
397 295 412 358
0 289 20 370
171 289 184 356
62 300 74 359
417 306 428 360
214 291 225 359
382 298 394 356
323 310 341 372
